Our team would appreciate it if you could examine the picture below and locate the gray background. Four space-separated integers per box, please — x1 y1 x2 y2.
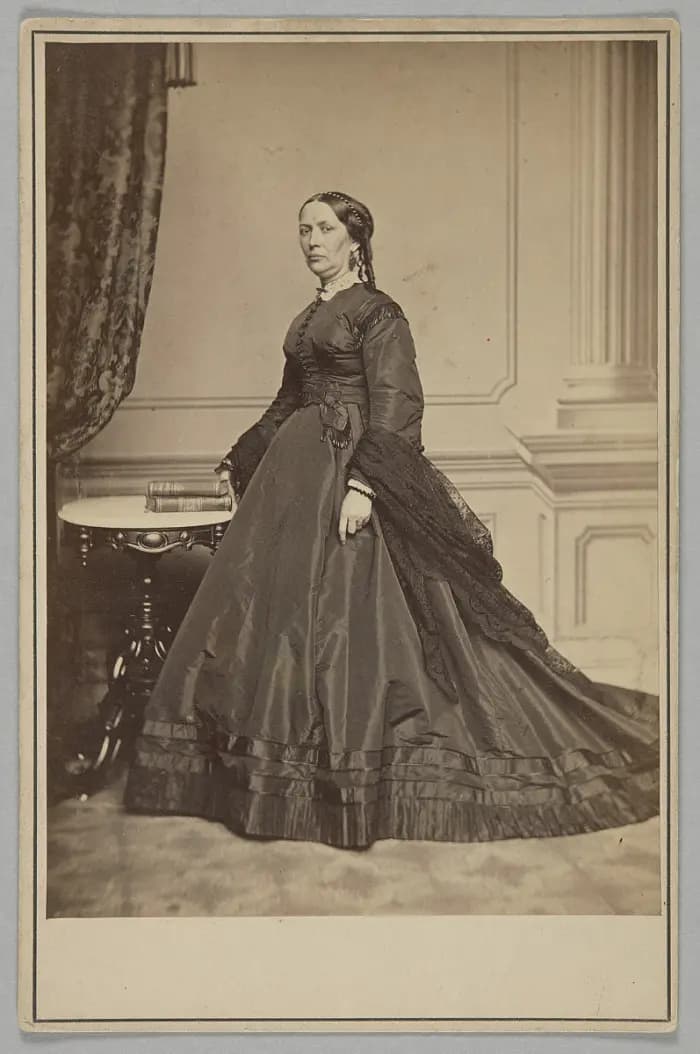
3 1 696 1050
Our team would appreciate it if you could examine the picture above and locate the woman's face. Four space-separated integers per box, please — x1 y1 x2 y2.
298 201 359 283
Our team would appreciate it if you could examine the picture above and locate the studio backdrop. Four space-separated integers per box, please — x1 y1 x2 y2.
56 39 659 695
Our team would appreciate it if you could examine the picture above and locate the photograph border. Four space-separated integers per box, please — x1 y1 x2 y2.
18 15 680 1033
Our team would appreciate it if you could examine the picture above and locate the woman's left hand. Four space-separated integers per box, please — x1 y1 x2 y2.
339 489 372 544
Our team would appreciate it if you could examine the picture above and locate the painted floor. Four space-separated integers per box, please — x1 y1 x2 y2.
46 772 661 919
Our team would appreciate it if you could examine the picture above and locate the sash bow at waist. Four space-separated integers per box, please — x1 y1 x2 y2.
300 377 369 449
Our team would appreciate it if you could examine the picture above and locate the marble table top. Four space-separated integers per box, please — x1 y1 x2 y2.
58 494 235 530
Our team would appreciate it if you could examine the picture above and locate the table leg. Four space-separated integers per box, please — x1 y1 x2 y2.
64 552 174 796
114 552 174 693
78 526 92 568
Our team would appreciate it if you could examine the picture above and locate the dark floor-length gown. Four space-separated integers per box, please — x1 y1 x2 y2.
124 282 659 848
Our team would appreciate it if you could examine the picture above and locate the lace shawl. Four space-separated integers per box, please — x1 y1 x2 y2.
347 427 585 701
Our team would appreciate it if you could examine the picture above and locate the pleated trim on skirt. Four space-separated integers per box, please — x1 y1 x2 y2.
124 719 660 849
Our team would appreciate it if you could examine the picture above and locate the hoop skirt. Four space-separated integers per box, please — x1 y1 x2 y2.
124 284 659 848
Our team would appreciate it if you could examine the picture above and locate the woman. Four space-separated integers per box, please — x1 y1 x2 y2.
124 191 659 848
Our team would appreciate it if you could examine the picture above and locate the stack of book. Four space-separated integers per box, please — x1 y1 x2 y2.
145 479 233 513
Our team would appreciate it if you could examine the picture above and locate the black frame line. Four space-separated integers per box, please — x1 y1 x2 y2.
29 25 675 1028
30 29 38 1030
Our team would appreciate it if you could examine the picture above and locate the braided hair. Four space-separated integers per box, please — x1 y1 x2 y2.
299 191 376 290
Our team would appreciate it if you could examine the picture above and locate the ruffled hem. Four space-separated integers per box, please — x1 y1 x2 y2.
123 728 660 849
123 770 659 849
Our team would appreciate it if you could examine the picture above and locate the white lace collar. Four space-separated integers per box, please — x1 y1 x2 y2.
317 269 364 301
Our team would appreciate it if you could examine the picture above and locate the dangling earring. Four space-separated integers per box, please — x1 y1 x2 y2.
349 248 359 271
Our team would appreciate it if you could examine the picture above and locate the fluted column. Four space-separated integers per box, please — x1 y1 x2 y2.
560 41 657 430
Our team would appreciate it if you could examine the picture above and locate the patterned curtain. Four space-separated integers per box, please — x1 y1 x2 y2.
46 43 168 461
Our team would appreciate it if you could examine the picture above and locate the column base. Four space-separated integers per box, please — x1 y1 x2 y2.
556 399 658 432
557 368 658 431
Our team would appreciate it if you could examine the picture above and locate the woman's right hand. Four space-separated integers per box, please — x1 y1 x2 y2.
216 467 235 504
338 488 372 545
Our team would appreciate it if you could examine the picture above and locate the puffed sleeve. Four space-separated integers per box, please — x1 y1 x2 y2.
215 354 302 501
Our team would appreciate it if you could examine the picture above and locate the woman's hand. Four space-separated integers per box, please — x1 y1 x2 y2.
338 488 372 544
216 467 235 503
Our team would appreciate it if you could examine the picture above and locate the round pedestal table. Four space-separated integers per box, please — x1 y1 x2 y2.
57 495 234 793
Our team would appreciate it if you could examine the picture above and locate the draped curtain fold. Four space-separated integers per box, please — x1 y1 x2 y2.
45 45 169 799
46 42 168 461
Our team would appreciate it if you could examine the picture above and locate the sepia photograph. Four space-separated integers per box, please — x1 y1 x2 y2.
18 15 678 1032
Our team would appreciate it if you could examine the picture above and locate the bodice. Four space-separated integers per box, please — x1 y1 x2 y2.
280 284 409 448
283 285 395 390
